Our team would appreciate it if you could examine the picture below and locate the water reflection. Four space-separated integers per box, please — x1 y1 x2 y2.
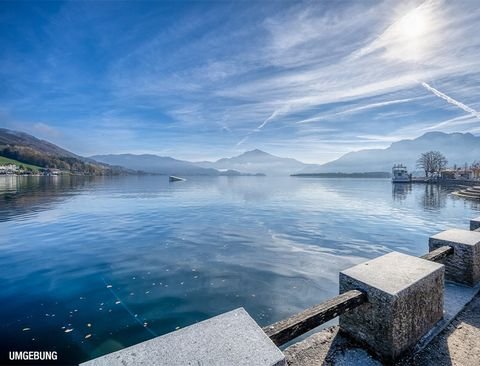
391 182 460 210
0 176 104 222
0 175 18 192
1 176 479 365
420 184 448 211
392 183 412 201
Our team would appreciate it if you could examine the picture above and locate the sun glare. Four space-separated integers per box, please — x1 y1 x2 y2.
386 5 435 61
398 10 429 39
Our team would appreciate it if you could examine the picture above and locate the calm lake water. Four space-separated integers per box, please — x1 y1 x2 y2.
1 175 479 364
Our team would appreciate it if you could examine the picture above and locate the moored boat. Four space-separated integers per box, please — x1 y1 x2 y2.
169 176 186 182
392 164 411 183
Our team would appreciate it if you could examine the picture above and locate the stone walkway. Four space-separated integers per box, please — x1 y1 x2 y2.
406 292 480 366
284 293 480 366
284 326 379 366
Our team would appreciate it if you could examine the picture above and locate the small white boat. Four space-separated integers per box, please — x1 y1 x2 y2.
169 176 186 182
392 164 411 183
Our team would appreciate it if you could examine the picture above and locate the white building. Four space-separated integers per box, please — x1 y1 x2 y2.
0 164 18 174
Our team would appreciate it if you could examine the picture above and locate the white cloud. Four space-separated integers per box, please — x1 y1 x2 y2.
297 97 420 124
3 0 480 163
421 114 477 131
105 0 480 162
32 122 61 139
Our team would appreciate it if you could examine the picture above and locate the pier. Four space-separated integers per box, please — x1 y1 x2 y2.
81 216 480 365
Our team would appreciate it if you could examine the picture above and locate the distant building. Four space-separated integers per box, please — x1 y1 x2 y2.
440 168 476 180
440 170 456 180
43 168 61 176
0 164 18 174
456 170 475 180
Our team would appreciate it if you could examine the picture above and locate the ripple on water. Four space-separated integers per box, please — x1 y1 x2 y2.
1 176 479 363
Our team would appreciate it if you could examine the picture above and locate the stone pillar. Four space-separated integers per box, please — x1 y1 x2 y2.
470 217 480 231
81 308 285 366
429 228 480 286
339 252 444 362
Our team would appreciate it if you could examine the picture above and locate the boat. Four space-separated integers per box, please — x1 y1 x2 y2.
392 164 411 183
169 176 186 182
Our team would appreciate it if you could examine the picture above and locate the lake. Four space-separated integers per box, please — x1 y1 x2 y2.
1 175 479 364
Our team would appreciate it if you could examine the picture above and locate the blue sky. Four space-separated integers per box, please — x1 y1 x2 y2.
1 0 480 163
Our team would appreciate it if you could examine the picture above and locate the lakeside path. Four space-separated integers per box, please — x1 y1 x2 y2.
409 291 480 366
284 292 480 366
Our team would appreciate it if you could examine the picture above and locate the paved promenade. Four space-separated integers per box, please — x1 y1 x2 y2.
409 292 480 366
285 293 480 366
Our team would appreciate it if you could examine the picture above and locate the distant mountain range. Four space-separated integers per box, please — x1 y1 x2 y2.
195 149 308 176
194 132 479 175
92 150 303 176
299 132 480 174
90 154 240 176
1 128 478 176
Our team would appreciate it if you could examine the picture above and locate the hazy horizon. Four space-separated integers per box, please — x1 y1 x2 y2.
3 127 478 168
1 1 480 163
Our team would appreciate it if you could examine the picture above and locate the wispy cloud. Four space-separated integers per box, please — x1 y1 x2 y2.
32 122 61 139
421 114 477 132
296 98 420 124
1 0 480 162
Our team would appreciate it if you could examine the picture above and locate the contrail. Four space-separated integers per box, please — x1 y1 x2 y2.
257 109 282 130
420 81 480 119
236 106 290 146
236 135 250 146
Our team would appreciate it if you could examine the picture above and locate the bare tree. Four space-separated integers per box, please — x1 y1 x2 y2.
433 151 448 175
417 152 433 177
417 151 448 177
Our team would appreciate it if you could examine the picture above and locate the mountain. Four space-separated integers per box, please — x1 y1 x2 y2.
0 128 130 175
90 154 223 176
0 128 79 158
4 128 477 177
195 149 310 175
299 132 480 174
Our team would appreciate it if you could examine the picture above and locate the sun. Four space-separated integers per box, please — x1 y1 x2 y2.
386 5 434 61
397 9 429 40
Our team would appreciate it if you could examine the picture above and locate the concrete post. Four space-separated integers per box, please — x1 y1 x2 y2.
81 308 285 366
470 217 480 231
429 229 480 286
339 252 444 362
